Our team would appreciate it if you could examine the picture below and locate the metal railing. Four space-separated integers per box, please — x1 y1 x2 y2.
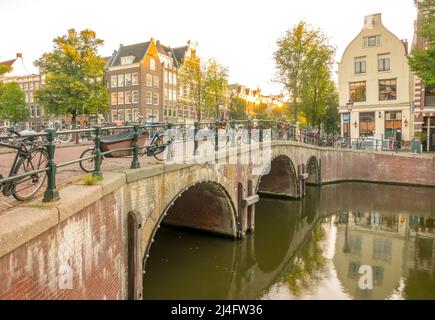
0 120 324 203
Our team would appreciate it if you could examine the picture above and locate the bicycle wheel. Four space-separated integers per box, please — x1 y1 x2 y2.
13 147 48 201
57 132 72 143
153 136 174 161
79 148 97 173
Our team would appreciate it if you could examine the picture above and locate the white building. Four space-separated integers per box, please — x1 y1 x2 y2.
338 13 413 146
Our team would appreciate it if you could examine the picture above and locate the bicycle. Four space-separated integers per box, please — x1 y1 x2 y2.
79 120 174 173
0 129 48 201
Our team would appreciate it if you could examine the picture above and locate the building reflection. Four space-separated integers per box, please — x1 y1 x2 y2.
333 209 435 299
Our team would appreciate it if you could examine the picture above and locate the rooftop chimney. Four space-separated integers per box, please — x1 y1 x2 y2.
16 53 22 59
363 13 382 29
402 39 409 55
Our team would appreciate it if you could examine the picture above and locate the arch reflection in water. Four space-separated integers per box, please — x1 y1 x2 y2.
143 183 435 300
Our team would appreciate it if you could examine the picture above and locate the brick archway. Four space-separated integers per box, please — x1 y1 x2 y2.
306 156 321 185
256 155 299 199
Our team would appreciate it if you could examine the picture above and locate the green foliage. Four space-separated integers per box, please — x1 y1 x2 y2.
228 96 247 120
178 52 206 121
81 174 103 185
34 29 109 124
0 64 12 77
254 102 270 120
274 21 336 128
409 0 435 86
204 59 228 119
0 82 29 123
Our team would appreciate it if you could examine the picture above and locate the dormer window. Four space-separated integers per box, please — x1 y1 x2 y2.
364 35 380 48
120 56 134 65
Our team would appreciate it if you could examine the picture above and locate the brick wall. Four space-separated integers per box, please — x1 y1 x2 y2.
321 150 435 187
0 191 127 300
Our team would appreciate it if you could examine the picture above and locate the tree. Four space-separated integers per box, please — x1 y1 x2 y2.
274 22 334 123
177 49 207 121
408 0 435 87
0 82 29 123
34 29 108 125
228 96 247 120
0 64 12 77
204 59 228 119
319 91 340 135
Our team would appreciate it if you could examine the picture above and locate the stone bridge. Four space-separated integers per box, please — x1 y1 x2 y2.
0 141 434 299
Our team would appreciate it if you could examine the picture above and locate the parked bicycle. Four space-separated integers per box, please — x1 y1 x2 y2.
0 129 48 201
79 118 174 173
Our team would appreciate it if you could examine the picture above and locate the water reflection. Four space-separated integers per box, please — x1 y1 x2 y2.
143 183 435 300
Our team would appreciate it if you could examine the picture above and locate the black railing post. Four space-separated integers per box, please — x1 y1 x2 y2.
230 120 236 147
278 122 283 140
214 120 219 152
43 129 60 202
247 120 252 145
259 120 263 143
286 124 291 140
93 126 103 177
131 124 140 169
193 121 199 156
166 123 174 161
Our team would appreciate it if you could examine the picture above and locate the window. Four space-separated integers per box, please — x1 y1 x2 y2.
29 93 33 103
153 75 159 88
125 91 132 104
172 89 177 102
150 58 156 71
118 74 124 87
359 112 375 137
153 93 159 105
111 110 117 121
153 110 159 120
173 74 177 86
164 88 169 101
379 79 397 101
125 109 132 122
168 72 173 85
111 76 117 88
364 35 380 47
35 82 39 89
146 92 152 105
132 90 139 104
118 91 124 105
132 72 139 85
132 108 139 122
378 54 390 72
146 109 152 121
146 74 152 87
24 83 28 90
349 81 366 102
120 56 134 65
25 94 29 103
354 57 366 74
29 83 33 90
125 73 132 86
385 111 402 139
111 92 117 105
164 70 168 83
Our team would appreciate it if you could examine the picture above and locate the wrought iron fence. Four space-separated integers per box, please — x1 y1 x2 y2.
0 120 324 203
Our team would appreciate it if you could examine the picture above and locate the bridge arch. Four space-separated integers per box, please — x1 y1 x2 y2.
142 180 238 273
256 155 299 199
306 156 321 185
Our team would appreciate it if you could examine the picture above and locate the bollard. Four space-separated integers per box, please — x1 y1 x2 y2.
93 126 103 177
43 129 60 202
131 125 140 169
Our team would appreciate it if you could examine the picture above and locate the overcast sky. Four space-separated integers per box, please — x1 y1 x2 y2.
0 0 417 94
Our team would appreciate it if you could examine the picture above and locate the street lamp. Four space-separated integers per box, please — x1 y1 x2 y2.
346 99 354 147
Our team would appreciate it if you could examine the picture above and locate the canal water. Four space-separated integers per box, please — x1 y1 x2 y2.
142 183 435 300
